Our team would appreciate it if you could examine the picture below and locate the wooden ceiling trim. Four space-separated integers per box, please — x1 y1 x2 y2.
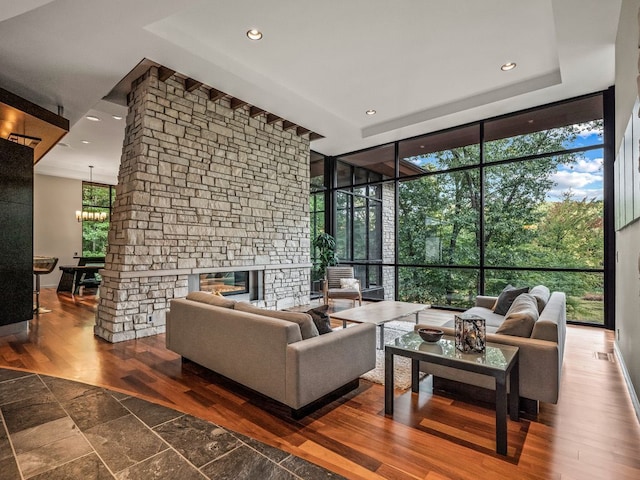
153 64 321 139
230 98 248 110
266 114 281 125
158 66 176 82
184 78 203 93
250 106 266 118
209 88 226 102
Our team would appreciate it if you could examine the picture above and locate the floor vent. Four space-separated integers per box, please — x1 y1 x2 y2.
595 352 615 362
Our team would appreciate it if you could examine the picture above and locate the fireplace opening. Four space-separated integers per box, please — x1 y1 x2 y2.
199 271 249 296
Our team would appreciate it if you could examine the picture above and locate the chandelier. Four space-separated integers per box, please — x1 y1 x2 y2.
76 166 108 222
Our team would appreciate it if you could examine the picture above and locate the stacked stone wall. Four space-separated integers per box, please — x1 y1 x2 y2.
95 67 310 342
382 181 396 300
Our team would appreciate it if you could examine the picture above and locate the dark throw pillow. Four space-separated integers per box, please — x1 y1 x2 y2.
493 284 529 316
305 305 333 335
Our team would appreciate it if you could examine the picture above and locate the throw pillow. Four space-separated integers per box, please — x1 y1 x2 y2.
529 285 551 313
186 291 236 309
234 302 319 339
305 305 333 335
493 285 529 316
496 293 539 337
340 278 359 289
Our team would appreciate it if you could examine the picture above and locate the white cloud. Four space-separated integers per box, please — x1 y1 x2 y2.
571 157 603 173
551 170 602 189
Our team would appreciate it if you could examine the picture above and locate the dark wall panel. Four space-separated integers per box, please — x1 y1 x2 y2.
0 138 33 326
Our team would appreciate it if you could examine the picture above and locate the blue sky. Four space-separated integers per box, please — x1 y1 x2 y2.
549 129 603 201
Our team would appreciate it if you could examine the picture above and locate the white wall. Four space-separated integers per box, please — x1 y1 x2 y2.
34 174 82 288
614 0 640 407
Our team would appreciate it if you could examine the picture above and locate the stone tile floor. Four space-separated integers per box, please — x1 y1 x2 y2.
0 368 345 479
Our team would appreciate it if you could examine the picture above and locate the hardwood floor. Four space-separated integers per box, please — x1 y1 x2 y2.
1 289 639 479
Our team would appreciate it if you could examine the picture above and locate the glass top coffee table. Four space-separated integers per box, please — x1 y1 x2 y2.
329 301 429 350
384 332 519 455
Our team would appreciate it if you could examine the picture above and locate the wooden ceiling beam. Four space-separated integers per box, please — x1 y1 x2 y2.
158 67 175 82
266 114 281 124
282 120 297 130
309 132 324 141
230 98 248 110
184 78 203 93
209 88 226 102
250 106 266 118
296 127 310 136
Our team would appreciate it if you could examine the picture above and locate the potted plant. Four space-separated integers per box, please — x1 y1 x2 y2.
313 233 338 288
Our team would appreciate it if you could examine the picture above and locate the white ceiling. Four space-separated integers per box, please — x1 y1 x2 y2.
0 0 623 185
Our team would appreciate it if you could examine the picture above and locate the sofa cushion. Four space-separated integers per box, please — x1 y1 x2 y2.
496 293 539 337
305 305 333 335
460 306 505 332
529 285 551 313
186 291 236 309
234 302 319 339
493 285 529 315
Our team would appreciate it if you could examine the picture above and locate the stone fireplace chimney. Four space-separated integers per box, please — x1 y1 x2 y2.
95 67 311 342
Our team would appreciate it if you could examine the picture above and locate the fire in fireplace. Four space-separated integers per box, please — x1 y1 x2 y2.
199 271 249 296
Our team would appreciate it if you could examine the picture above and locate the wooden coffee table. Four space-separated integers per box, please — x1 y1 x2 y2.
329 301 429 349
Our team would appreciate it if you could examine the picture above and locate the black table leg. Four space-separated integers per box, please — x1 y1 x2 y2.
385 350 394 414
411 359 420 393
495 375 508 455
509 361 519 421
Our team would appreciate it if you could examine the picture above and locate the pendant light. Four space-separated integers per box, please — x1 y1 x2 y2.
76 166 107 222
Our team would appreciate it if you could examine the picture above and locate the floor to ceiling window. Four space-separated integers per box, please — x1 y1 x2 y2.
310 152 326 294
80 181 115 257
318 92 609 325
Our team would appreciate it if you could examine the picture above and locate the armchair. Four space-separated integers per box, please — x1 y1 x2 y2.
324 266 362 306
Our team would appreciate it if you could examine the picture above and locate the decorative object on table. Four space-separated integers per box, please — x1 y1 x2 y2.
417 327 444 343
455 313 486 353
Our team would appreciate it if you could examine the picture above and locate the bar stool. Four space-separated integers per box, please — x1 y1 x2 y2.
33 256 58 314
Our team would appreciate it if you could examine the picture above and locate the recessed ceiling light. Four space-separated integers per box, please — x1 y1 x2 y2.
501 62 517 71
246 29 263 40
81 140 90 144
85 115 101 121
365 109 377 115
57 142 70 148
112 115 123 120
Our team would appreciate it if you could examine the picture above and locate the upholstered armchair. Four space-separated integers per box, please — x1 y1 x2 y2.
324 266 362 306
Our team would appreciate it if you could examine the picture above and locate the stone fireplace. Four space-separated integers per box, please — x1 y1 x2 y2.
188 267 264 303
94 66 311 342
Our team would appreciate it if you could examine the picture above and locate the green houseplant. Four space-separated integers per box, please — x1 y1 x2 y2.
313 233 338 283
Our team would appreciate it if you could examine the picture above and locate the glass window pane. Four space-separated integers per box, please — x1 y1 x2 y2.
310 151 325 192
335 191 351 260
398 125 480 176
484 150 603 269
82 209 110 256
484 270 604 325
337 161 352 188
369 201 382 260
398 266 478 309
83 183 111 208
484 96 603 162
398 171 480 265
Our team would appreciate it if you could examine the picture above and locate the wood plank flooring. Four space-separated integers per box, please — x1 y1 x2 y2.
0 290 639 479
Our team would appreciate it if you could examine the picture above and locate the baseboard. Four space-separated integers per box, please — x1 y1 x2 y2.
614 341 640 424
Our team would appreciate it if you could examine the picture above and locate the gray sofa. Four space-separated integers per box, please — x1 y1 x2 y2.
416 288 566 412
166 292 376 417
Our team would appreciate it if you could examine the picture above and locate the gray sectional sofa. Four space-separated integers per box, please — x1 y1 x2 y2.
166 292 376 417
416 286 566 413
